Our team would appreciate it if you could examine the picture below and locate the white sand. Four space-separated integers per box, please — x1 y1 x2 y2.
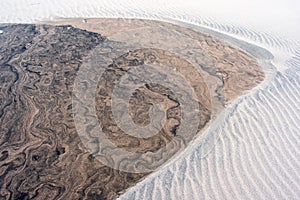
1 1 299 199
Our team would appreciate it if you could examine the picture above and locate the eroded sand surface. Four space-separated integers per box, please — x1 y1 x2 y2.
0 19 264 199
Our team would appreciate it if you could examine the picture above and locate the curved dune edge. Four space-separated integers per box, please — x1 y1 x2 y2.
0 19 267 199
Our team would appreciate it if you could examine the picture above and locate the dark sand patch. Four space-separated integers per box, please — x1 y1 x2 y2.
0 19 264 199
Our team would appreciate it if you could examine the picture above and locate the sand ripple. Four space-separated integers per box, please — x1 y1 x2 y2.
119 56 300 199
0 1 299 199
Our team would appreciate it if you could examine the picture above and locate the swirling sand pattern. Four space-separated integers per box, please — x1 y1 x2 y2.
0 21 266 199
119 59 300 199
0 24 149 200
0 1 298 199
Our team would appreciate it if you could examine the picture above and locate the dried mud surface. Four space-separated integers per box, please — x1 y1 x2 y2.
0 19 264 199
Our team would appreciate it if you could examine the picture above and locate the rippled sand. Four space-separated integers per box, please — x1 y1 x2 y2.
0 19 267 199
0 1 300 199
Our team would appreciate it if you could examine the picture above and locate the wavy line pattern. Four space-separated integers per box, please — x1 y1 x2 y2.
119 61 300 199
0 1 299 199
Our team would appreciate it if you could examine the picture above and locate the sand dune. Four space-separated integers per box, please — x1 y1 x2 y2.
0 20 267 199
0 0 299 199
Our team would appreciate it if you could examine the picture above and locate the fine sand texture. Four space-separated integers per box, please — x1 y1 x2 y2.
0 19 265 199
1 1 299 199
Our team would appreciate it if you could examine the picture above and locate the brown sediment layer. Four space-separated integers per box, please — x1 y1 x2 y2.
49 18 264 108
95 48 211 154
0 19 264 199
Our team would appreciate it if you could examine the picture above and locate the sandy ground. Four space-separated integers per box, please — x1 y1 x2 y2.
0 1 299 199
0 19 266 199
50 19 264 92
